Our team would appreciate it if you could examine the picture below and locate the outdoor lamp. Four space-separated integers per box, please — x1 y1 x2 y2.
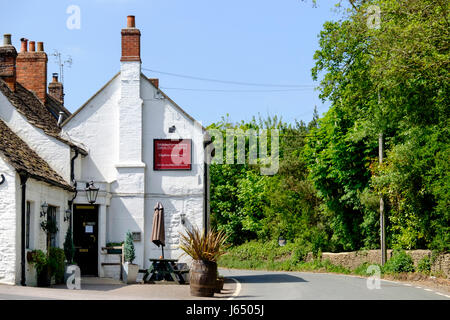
278 236 286 247
40 201 49 217
180 213 186 225
85 181 99 204
64 209 71 222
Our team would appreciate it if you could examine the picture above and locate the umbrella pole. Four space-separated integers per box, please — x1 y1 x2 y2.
161 245 164 259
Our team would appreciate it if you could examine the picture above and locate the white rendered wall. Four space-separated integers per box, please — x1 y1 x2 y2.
62 72 206 273
0 155 70 286
0 157 17 285
141 77 205 267
0 93 72 182
24 179 71 286
61 74 120 183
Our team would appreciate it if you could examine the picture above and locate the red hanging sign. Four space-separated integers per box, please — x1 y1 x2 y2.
154 139 192 170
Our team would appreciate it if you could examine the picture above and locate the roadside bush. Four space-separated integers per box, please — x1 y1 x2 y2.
417 256 431 274
383 250 415 273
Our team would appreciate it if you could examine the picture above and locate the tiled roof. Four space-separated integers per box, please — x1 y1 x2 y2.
0 79 87 155
0 119 74 190
46 93 72 121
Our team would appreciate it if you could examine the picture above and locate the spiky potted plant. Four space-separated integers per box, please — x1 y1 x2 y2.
122 231 139 284
179 226 228 297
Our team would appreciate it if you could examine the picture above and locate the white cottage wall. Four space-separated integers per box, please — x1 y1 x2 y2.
141 78 205 267
0 157 17 284
61 74 120 183
0 155 70 285
0 94 71 182
61 73 207 274
23 179 71 286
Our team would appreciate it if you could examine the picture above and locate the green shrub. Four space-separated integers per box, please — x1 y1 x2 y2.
383 250 415 273
417 256 431 274
49 247 66 284
28 249 48 274
124 231 136 263
106 242 124 247
63 228 75 264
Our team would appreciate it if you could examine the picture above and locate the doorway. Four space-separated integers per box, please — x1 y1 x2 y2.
73 204 99 276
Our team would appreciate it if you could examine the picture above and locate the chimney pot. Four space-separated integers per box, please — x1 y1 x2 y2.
20 38 28 52
121 16 141 62
0 34 17 91
48 72 64 104
16 40 48 103
127 15 135 28
3 34 12 46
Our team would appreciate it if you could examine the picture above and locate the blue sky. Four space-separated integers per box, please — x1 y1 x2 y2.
1 0 341 126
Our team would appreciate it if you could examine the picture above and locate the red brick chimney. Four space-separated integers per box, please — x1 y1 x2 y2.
149 78 159 88
0 34 18 91
16 38 48 103
121 15 141 62
48 73 64 104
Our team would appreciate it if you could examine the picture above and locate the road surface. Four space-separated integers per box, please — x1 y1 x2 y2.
219 268 450 300
0 269 448 300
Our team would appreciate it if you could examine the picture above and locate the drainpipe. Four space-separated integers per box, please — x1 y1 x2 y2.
19 172 29 286
68 149 80 227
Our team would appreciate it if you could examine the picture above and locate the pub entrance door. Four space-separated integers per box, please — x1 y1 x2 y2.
73 204 99 276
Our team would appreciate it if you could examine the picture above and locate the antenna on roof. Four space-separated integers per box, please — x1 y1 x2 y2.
51 50 72 85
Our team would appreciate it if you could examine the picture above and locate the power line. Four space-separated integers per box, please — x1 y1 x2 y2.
160 86 315 93
143 67 316 88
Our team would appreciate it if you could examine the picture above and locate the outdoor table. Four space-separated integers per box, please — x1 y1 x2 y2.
144 258 187 284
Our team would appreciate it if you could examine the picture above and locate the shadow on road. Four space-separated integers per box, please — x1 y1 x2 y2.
232 274 307 284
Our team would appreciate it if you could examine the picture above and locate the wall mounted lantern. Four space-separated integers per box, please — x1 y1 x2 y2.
169 125 176 133
64 209 71 222
40 201 49 218
180 213 186 225
85 181 99 204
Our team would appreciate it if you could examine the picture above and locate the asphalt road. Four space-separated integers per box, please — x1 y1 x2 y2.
219 268 450 300
0 270 448 300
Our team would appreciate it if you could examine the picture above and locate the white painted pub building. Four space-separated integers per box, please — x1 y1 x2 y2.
0 16 210 285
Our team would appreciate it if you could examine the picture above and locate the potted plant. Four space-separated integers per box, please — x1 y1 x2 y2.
122 231 139 284
27 249 50 287
34 219 59 287
179 226 228 297
49 247 66 284
106 242 123 254
63 227 77 282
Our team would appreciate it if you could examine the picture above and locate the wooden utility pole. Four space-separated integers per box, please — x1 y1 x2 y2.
378 90 386 265
379 132 386 265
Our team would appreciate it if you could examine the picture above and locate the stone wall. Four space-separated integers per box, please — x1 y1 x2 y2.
306 249 449 278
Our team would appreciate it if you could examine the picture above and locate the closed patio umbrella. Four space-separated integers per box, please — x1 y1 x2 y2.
151 202 165 258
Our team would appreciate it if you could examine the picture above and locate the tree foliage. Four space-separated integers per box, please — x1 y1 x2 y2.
210 0 449 253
